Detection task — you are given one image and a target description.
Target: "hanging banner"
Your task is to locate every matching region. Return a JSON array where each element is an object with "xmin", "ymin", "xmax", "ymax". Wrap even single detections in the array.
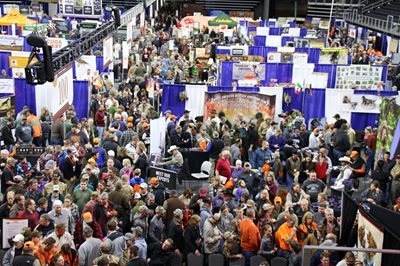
[
  {"xmin": 35, "ymin": 64, "xmax": 73, "ymax": 116},
  {"xmin": 204, "ymin": 91, "xmax": 276, "ymax": 123},
  {"xmin": 232, "ymin": 62, "xmax": 266, "ymax": 80},
  {"xmin": 74, "ymin": 55, "xmax": 96, "ymax": 80},
  {"xmin": 103, "ymin": 36, "xmax": 113, "ymax": 68},
  {"xmin": 336, "ymin": 65, "xmax": 383, "ymax": 90}
]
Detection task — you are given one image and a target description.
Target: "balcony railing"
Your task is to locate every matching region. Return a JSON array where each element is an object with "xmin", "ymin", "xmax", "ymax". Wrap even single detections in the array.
[
  {"xmin": 362, "ymin": 0, "xmax": 393, "ymax": 13},
  {"xmin": 343, "ymin": 10, "xmax": 400, "ymax": 37}
]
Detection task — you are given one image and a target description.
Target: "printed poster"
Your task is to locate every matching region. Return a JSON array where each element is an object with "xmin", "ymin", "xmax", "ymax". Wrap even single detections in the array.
[
  {"xmin": 232, "ymin": 63, "xmax": 266, "ymax": 81},
  {"xmin": 336, "ymin": 65, "xmax": 383, "ymax": 90},
  {"xmin": 319, "ymin": 48, "xmax": 348, "ymax": 65},
  {"xmin": 3, "ymin": 219, "xmax": 28, "ymax": 249},
  {"xmin": 340, "ymin": 93, "xmax": 382, "ymax": 114},
  {"xmin": 204, "ymin": 92, "xmax": 276, "ymax": 124},
  {"xmin": 83, "ymin": 0, "xmax": 93, "ymax": 15},
  {"xmin": 358, "ymin": 212, "xmax": 384, "ymax": 266},
  {"xmin": 74, "ymin": 0, "xmax": 83, "ymax": 14}
]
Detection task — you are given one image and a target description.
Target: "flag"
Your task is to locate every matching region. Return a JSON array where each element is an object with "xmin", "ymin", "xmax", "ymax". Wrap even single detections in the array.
[{"xmin": 294, "ymin": 82, "xmax": 302, "ymax": 95}]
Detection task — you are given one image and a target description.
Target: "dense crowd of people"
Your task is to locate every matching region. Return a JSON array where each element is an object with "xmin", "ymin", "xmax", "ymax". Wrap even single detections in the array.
[{"xmin": 0, "ymin": 6, "xmax": 399, "ymax": 266}]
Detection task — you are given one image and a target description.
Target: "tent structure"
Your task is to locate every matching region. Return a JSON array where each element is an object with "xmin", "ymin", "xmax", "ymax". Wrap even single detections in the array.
[
  {"xmin": 0, "ymin": 8, "xmax": 36, "ymax": 26},
  {"xmin": 208, "ymin": 13, "xmax": 237, "ymax": 27}
]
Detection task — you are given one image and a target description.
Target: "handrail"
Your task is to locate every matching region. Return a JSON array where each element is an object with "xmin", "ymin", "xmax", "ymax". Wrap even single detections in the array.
[
  {"xmin": 362, "ymin": 0, "xmax": 393, "ymax": 13},
  {"xmin": 343, "ymin": 11, "xmax": 400, "ymax": 37}
]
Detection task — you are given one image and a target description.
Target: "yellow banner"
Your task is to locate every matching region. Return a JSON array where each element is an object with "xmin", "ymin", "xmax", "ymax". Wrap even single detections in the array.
[{"xmin": 9, "ymin": 56, "xmax": 37, "ymax": 68}]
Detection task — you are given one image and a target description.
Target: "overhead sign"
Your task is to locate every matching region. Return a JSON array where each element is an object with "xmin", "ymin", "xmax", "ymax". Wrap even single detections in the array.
[{"xmin": 58, "ymin": 0, "xmax": 102, "ymax": 17}]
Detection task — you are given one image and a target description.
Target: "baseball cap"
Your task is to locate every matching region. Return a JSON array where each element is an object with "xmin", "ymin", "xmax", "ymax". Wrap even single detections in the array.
[
  {"xmin": 139, "ymin": 183, "xmax": 148, "ymax": 189},
  {"xmin": 333, "ymin": 114, "xmax": 340, "ymax": 118},
  {"xmin": 52, "ymin": 172, "xmax": 60, "ymax": 179},
  {"xmin": 149, "ymin": 177, "xmax": 159, "ymax": 185},
  {"xmin": 107, "ymin": 150, "xmax": 115, "ymax": 157},
  {"xmin": 350, "ymin": 151, "xmax": 359, "ymax": 158},
  {"xmin": 127, "ymin": 116, "xmax": 134, "ymax": 122},
  {"xmin": 274, "ymin": 196, "xmax": 282, "ymax": 203},
  {"xmin": 13, "ymin": 234, "xmax": 24, "ymax": 242},
  {"xmin": 199, "ymin": 187, "xmax": 208, "ymax": 197},
  {"xmin": 24, "ymin": 241, "xmax": 35, "ymax": 250},
  {"xmin": 155, "ymin": 206, "xmax": 166, "ymax": 214},
  {"xmin": 53, "ymin": 185, "xmax": 60, "ymax": 192},
  {"xmin": 271, "ymin": 121, "xmax": 278, "ymax": 125},
  {"xmin": 83, "ymin": 212, "xmax": 93, "ymax": 223},
  {"xmin": 134, "ymin": 192, "xmax": 141, "ymax": 199},
  {"xmin": 142, "ymin": 122, "xmax": 149, "ymax": 128},
  {"xmin": 262, "ymin": 203, "xmax": 274, "ymax": 211},
  {"xmin": 127, "ymin": 122, "xmax": 133, "ymax": 128},
  {"xmin": 93, "ymin": 138, "xmax": 100, "ymax": 144}
]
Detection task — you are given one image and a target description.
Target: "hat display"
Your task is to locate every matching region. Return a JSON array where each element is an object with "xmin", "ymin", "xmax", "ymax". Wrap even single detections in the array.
[
  {"xmin": 82, "ymin": 212, "xmax": 93, "ymax": 223},
  {"xmin": 12, "ymin": 234, "xmax": 24, "ymax": 242},
  {"xmin": 149, "ymin": 177, "xmax": 159, "ymax": 185},
  {"xmin": 199, "ymin": 187, "xmax": 208, "ymax": 197},
  {"xmin": 168, "ymin": 145, "xmax": 178, "ymax": 153},
  {"xmin": 339, "ymin": 156, "xmax": 352, "ymax": 164}
]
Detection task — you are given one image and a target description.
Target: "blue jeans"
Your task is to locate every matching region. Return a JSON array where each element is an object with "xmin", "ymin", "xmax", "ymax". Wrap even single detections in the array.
[
  {"xmin": 242, "ymin": 250, "xmax": 256, "ymax": 266},
  {"xmin": 286, "ymin": 173, "xmax": 294, "ymax": 191},
  {"xmin": 51, "ymin": 137, "xmax": 64, "ymax": 145},
  {"xmin": 96, "ymin": 126, "xmax": 105, "ymax": 144},
  {"xmin": 333, "ymin": 148, "xmax": 346, "ymax": 166}
]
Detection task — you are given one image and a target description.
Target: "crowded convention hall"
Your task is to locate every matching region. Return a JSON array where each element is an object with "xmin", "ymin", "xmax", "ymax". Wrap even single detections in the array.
[{"xmin": 0, "ymin": 0, "xmax": 400, "ymax": 265}]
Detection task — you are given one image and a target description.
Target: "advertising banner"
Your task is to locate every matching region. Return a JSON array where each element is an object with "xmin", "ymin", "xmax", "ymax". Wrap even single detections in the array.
[
  {"xmin": 358, "ymin": 211, "xmax": 384, "ymax": 265},
  {"xmin": 232, "ymin": 63, "xmax": 266, "ymax": 80},
  {"xmin": 59, "ymin": 0, "xmax": 101, "ymax": 17},
  {"xmin": 204, "ymin": 91, "xmax": 276, "ymax": 123}
]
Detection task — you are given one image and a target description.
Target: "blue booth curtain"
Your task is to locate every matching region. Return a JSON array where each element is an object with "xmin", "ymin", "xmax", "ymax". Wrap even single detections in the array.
[
  {"xmin": 254, "ymin": 36, "xmax": 266, "ymax": 47},
  {"xmin": 300, "ymin": 28, "xmax": 307, "ymax": 37},
  {"xmin": 73, "ymin": 80, "xmax": 89, "ymax": 119},
  {"xmin": 96, "ymin": 56, "xmax": 104, "ymax": 73},
  {"xmin": 303, "ymin": 88, "xmax": 325, "ymax": 126},
  {"xmin": 282, "ymin": 87, "xmax": 303, "ymax": 113},
  {"xmin": 237, "ymin": 87, "xmax": 260, "ymax": 93},
  {"xmin": 0, "ymin": 52, "xmax": 12, "ymax": 77},
  {"xmin": 269, "ymin": 28, "xmax": 281, "ymax": 35},
  {"xmin": 265, "ymin": 63, "xmax": 293, "ymax": 84},
  {"xmin": 264, "ymin": 47, "xmax": 278, "ymax": 55},
  {"xmin": 14, "ymin": 78, "xmax": 36, "ymax": 113},
  {"xmin": 248, "ymin": 46, "xmax": 265, "ymax": 57},
  {"xmin": 161, "ymin": 84, "xmax": 186, "ymax": 117},
  {"xmin": 314, "ymin": 64, "xmax": 337, "ymax": 88},
  {"xmin": 220, "ymin": 61, "xmax": 234, "ymax": 86},
  {"xmin": 23, "ymin": 38, "xmax": 34, "ymax": 52},
  {"xmin": 216, "ymin": 48, "xmax": 230, "ymax": 55},
  {"xmin": 208, "ymin": 86, "xmax": 233, "ymax": 92},
  {"xmin": 281, "ymin": 37, "xmax": 294, "ymax": 47}
]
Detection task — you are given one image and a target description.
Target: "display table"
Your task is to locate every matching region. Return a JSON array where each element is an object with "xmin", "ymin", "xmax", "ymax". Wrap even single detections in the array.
[{"xmin": 180, "ymin": 150, "xmax": 210, "ymax": 177}]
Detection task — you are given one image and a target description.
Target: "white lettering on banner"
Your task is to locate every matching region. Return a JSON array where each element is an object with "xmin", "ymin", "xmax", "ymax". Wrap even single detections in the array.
[{"xmin": 58, "ymin": 74, "xmax": 69, "ymax": 105}]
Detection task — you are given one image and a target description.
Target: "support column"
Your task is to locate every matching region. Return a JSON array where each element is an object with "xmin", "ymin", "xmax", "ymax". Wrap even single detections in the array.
[{"xmin": 263, "ymin": 0, "xmax": 270, "ymax": 20}]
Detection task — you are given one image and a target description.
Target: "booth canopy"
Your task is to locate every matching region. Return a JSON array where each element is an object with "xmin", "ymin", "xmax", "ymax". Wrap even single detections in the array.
[
  {"xmin": 208, "ymin": 13, "xmax": 237, "ymax": 27},
  {"xmin": 0, "ymin": 8, "xmax": 36, "ymax": 26}
]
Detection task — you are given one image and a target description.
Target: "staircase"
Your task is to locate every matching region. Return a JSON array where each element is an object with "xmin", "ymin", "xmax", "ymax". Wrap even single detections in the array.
[{"xmin": 307, "ymin": 0, "xmax": 365, "ymax": 19}]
